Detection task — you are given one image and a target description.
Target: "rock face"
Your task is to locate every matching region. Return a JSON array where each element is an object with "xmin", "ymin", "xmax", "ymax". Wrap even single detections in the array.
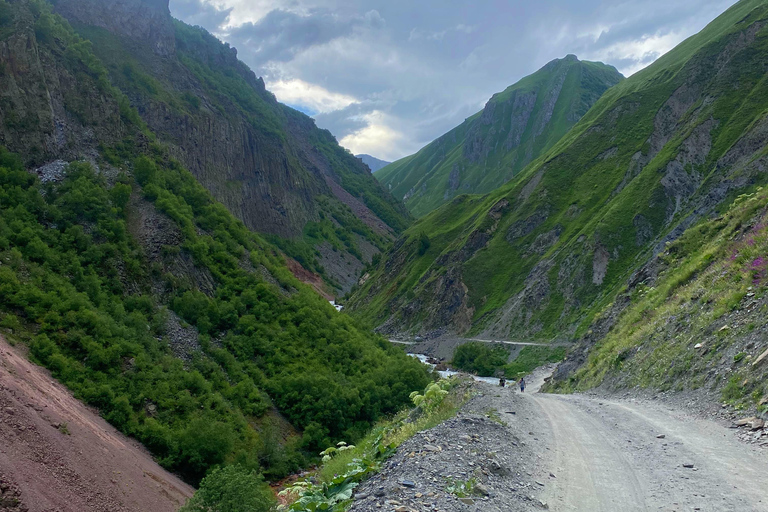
[
  {"xmin": 53, "ymin": 0, "xmax": 175, "ymax": 56},
  {"xmin": 375, "ymin": 56, "xmax": 623, "ymax": 217},
  {"xmin": 0, "ymin": 0, "xmax": 408, "ymax": 293}
]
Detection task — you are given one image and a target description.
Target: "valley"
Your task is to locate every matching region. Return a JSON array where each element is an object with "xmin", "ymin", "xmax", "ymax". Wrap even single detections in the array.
[{"xmin": 0, "ymin": 0, "xmax": 767, "ymax": 510}]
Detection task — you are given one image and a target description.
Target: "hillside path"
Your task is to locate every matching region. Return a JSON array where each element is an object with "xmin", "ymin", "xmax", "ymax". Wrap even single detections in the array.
[{"xmin": 525, "ymin": 371, "xmax": 768, "ymax": 511}]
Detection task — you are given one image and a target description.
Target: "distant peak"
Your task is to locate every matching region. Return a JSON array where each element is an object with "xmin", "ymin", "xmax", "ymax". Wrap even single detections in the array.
[{"xmin": 563, "ymin": 54, "xmax": 579, "ymax": 62}]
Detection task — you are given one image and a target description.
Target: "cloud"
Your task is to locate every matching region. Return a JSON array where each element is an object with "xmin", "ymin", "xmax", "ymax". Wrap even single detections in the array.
[
  {"xmin": 268, "ymin": 79, "xmax": 358, "ymax": 114},
  {"xmin": 169, "ymin": 0, "xmax": 232, "ymax": 29},
  {"xmin": 170, "ymin": 0, "xmax": 739, "ymax": 161},
  {"xmin": 339, "ymin": 111, "xmax": 411, "ymax": 161},
  {"xmin": 223, "ymin": 8, "xmax": 384, "ymax": 66},
  {"xmin": 586, "ymin": 29, "xmax": 686, "ymax": 76}
]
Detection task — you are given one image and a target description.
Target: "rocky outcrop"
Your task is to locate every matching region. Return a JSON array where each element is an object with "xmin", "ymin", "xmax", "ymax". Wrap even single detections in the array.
[{"xmin": 53, "ymin": 0, "xmax": 175, "ymax": 56}]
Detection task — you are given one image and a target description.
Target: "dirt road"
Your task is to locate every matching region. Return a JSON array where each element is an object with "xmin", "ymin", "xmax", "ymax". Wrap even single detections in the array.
[{"xmin": 525, "ymin": 372, "xmax": 768, "ymax": 511}]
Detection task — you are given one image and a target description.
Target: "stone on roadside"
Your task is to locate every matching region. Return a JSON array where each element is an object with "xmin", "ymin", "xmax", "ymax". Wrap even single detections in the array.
[
  {"xmin": 474, "ymin": 483, "xmax": 489, "ymax": 496},
  {"xmin": 735, "ymin": 417, "xmax": 758, "ymax": 427},
  {"xmin": 656, "ymin": 434, "xmax": 666, "ymax": 439},
  {"xmin": 752, "ymin": 347, "xmax": 768, "ymax": 367},
  {"xmin": 750, "ymin": 418, "xmax": 764, "ymax": 431}
]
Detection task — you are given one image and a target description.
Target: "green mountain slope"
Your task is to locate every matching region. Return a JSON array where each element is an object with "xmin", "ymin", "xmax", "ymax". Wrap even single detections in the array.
[
  {"xmin": 348, "ymin": 0, "xmax": 768, "ymax": 350},
  {"xmin": 5, "ymin": 0, "xmax": 410, "ymax": 295},
  {"xmin": 375, "ymin": 56, "xmax": 623, "ymax": 217},
  {"xmin": 0, "ymin": 0, "xmax": 430, "ymax": 486},
  {"xmin": 552, "ymin": 187, "xmax": 768, "ymax": 411}
]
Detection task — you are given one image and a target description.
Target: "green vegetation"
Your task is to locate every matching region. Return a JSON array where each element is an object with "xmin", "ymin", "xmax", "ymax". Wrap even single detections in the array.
[
  {"xmin": 376, "ymin": 56, "xmax": 623, "ymax": 217},
  {"xmin": 553, "ymin": 187, "xmax": 768, "ymax": 408},
  {"xmin": 58, "ymin": 6, "xmax": 409, "ymax": 291},
  {"xmin": 445, "ymin": 477, "xmax": 479, "ymax": 498},
  {"xmin": 504, "ymin": 346, "xmax": 567, "ymax": 379},
  {"xmin": 0, "ymin": 145, "xmax": 430, "ymax": 484},
  {"xmin": 279, "ymin": 378, "xmax": 468, "ymax": 512},
  {"xmin": 452, "ymin": 342, "xmax": 510, "ymax": 376},
  {"xmin": 349, "ymin": 0, "xmax": 768, "ymax": 352},
  {"xmin": 452, "ymin": 342, "xmax": 566, "ymax": 378},
  {"xmin": 180, "ymin": 465, "xmax": 274, "ymax": 512}
]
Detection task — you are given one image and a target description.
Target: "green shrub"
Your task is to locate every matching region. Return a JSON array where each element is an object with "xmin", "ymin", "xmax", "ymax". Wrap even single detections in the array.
[
  {"xmin": 180, "ymin": 465, "xmax": 274, "ymax": 512},
  {"xmin": 452, "ymin": 342, "xmax": 510, "ymax": 376}
]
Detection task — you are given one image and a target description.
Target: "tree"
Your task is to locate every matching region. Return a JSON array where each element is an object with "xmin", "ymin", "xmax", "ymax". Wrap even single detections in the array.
[{"xmin": 179, "ymin": 465, "xmax": 274, "ymax": 512}]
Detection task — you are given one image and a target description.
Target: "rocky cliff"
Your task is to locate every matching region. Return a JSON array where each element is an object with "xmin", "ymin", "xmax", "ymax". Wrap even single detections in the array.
[
  {"xmin": 0, "ymin": 0, "xmax": 409, "ymax": 294},
  {"xmin": 375, "ymin": 56, "xmax": 623, "ymax": 217}
]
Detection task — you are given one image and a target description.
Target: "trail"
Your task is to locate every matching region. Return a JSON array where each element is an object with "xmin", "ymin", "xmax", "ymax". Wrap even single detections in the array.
[{"xmin": 523, "ymin": 370, "xmax": 768, "ymax": 511}]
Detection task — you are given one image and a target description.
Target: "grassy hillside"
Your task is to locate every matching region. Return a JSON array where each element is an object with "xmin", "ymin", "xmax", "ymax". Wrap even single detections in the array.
[
  {"xmin": 375, "ymin": 56, "xmax": 623, "ymax": 217},
  {"xmin": 348, "ymin": 0, "xmax": 768, "ymax": 350},
  {"xmin": 0, "ymin": 0, "xmax": 430, "ymax": 487},
  {"xmin": 554, "ymin": 187, "xmax": 768, "ymax": 413}
]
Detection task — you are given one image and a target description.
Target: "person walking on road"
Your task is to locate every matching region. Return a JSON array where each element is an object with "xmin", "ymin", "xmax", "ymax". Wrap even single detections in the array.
[{"xmin": 519, "ymin": 377, "xmax": 526, "ymax": 393}]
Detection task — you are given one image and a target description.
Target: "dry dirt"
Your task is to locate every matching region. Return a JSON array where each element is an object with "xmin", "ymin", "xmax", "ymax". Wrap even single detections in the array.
[{"xmin": 0, "ymin": 336, "xmax": 193, "ymax": 512}]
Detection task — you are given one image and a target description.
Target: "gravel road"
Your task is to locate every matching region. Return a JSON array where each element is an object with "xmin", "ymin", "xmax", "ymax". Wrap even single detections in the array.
[
  {"xmin": 524, "ymin": 369, "xmax": 768, "ymax": 511},
  {"xmin": 350, "ymin": 367, "xmax": 768, "ymax": 511}
]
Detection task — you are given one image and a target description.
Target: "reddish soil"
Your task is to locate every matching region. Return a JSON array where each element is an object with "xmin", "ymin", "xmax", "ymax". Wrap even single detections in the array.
[
  {"xmin": 0, "ymin": 337, "xmax": 193, "ymax": 512},
  {"xmin": 283, "ymin": 257, "xmax": 334, "ymax": 300}
]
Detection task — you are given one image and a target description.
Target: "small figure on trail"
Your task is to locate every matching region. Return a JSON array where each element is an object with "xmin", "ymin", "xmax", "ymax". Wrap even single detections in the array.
[
  {"xmin": 499, "ymin": 376, "xmax": 506, "ymax": 387},
  {"xmin": 519, "ymin": 377, "xmax": 526, "ymax": 393}
]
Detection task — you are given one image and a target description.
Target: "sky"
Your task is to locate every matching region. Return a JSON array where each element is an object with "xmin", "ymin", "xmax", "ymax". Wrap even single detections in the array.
[{"xmin": 169, "ymin": 0, "xmax": 737, "ymax": 162}]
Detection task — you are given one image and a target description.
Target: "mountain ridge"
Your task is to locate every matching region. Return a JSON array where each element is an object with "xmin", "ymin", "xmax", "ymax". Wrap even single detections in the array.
[
  {"xmin": 7, "ymin": 0, "xmax": 411, "ymax": 295},
  {"xmin": 356, "ymin": 154, "xmax": 391, "ymax": 172},
  {"xmin": 0, "ymin": 0, "xmax": 431, "ymax": 495},
  {"xmin": 375, "ymin": 55, "xmax": 624, "ymax": 217}
]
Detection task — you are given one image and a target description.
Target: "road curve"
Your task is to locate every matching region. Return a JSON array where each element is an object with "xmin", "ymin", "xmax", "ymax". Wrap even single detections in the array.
[{"xmin": 525, "ymin": 387, "xmax": 768, "ymax": 511}]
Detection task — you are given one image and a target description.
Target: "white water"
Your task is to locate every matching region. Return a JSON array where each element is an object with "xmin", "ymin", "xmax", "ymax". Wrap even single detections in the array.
[{"xmin": 408, "ymin": 353, "xmax": 502, "ymax": 385}]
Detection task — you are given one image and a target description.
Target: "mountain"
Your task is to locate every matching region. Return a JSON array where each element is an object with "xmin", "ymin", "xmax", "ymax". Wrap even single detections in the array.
[
  {"xmin": 0, "ymin": 0, "xmax": 431, "ymax": 491},
  {"xmin": 356, "ymin": 154, "xmax": 391, "ymax": 172},
  {"xmin": 348, "ymin": 0, "xmax": 768, "ymax": 388},
  {"xmin": 5, "ymin": 0, "xmax": 410, "ymax": 296},
  {"xmin": 375, "ymin": 56, "xmax": 624, "ymax": 217}
]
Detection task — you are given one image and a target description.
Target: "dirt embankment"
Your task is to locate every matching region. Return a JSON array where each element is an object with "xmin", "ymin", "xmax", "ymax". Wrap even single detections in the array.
[{"xmin": 0, "ymin": 337, "xmax": 193, "ymax": 512}]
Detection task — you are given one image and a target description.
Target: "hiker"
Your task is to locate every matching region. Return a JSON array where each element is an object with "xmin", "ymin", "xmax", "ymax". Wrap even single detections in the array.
[
  {"xmin": 519, "ymin": 377, "xmax": 526, "ymax": 393},
  {"xmin": 499, "ymin": 376, "xmax": 506, "ymax": 387}
]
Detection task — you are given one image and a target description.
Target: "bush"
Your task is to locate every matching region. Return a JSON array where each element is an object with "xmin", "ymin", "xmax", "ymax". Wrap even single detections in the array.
[
  {"xmin": 179, "ymin": 465, "xmax": 274, "ymax": 512},
  {"xmin": 451, "ymin": 342, "xmax": 510, "ymax": 376}
]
